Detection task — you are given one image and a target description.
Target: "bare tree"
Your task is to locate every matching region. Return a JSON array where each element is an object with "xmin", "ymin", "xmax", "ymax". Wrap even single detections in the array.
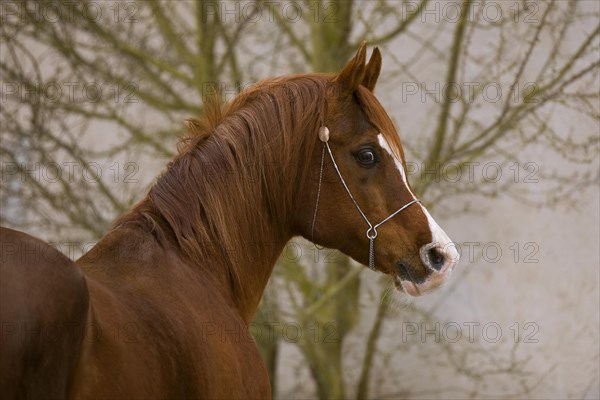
[{"xmin": 1, "ymin": 1, "xmax": 598, "ymax": 399}]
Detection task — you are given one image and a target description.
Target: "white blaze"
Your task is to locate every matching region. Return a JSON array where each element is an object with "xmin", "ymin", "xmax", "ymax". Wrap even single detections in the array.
[
  {"xmin": 418, "ymin": 205, "xmax": 460, "ymax": 265},
  {"xmin": 377, "ymin": 134, "xmax": 460, "ymax": 267},
  {"xmin": 377, "ymin": 134, "xmax": 411, "ymax": 191}
]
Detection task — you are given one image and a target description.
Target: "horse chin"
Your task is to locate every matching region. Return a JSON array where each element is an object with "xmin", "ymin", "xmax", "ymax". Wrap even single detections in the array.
[
  {"xmin": 394, "ymin": 277, "xmax": 422, "ymax": 296},
  {"xmin": 393, "ymin": 270, "xmax": 452, "ymax": 297}
]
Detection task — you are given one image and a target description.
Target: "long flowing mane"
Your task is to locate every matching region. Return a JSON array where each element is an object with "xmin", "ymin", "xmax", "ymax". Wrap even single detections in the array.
[
  {"xmin": 116, "ymin": 75, "xmax": 329, "ymax": 290},
  {"xmin": 114, "ymin": 74, "xmax": 404, "ymax": 297}
]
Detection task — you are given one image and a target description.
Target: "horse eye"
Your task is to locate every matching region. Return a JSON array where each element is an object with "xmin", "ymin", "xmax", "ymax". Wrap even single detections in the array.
[{"xmin": 355, "ymin": 148, "xmax": 378, "ymax": 167}]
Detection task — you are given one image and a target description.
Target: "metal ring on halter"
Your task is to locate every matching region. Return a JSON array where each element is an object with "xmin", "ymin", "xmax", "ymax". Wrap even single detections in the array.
[{"xmin": 366, "ymin": 227, "xmax": 378, "ymax": 240}]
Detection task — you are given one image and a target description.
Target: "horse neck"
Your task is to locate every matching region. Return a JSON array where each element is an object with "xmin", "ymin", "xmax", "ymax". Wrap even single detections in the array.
[
  {"xmin": 144, "ymin": 135, "xmax": 300, "ymax": 324},
  {"xmin": 102, "ymin": 78, "xmax": 326, "ymax": 323}
]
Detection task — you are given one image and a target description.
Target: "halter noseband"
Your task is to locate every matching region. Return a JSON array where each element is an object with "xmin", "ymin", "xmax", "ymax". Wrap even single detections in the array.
[{"xmin": 311, "ymin": 127, "xmax": 419, "ymax": 271}]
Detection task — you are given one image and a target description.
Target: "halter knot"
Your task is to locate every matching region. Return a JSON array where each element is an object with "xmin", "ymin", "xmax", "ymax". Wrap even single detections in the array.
[{"xmin": 366, "ymin": 227, "xmax": 378, "ymax": 240}]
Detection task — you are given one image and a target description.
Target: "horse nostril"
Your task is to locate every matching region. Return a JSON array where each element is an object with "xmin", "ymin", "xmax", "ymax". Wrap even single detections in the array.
[{"xmin": 427, "ymin": 247, "xmax": 445, "ymax": 271}]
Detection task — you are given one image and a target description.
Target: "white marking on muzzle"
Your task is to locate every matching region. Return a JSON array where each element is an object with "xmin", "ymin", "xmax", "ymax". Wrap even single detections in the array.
[
  {"xmin": 377, "ymin": 134, "xmax": 460, "ymax": 273},
  {"xmin": 419, "ymin": 206, "xmax": 460, "ymax": 269}
]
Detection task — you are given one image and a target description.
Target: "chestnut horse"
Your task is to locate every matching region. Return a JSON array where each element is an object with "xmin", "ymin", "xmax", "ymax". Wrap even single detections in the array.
[{"xmin": 0, "ymin": 43, "xmax": 459, "ymax": 398}]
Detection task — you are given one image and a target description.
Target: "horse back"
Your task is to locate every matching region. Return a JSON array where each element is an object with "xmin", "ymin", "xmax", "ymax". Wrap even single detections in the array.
[{"xmin": 0, "ymin": 227, "xmax": 89, "ymax": 399}]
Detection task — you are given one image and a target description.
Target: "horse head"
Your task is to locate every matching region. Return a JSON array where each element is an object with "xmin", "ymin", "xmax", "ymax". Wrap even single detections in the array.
[{"xmin": 295, "ymin": 43, "xmax": 460, "ymax": 296}]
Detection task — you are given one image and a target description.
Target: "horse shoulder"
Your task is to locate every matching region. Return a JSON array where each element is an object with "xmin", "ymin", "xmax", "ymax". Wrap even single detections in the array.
[
  {"xmin": 69, "ymin": 230, "xmax": 270, "ymax": 398},
  {"xmin": 0, "ymin": 227, "xmax": 89, "ymax": 399},
  {"xmin": 186, "ymin": 287, "xmax": 272, "ymax": 399}
]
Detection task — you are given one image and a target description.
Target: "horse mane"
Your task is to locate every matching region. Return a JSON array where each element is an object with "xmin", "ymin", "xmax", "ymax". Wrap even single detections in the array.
[
  {"xmin": 115, "ymin": 75, "xmax": 329, "ymax": 292},
  {"xmin": 114, "ymin": 74, "xmax": 405, "ymax": 298}
]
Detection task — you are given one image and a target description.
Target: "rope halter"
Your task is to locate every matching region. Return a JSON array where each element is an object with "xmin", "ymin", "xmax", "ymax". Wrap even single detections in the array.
[{"xmin": 311, "ymin": 127, "xmax": 419, "ymax": 271}]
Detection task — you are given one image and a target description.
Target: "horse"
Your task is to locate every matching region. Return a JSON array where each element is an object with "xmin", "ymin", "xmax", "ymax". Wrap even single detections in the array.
[{"xmin": 0, "ymin": 43, "xmax": 459, "ymax": 399}]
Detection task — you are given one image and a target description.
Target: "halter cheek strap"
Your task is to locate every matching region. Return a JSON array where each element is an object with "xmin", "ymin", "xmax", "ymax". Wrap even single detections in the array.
[{"xmin": 311, "ymin": 127, "xmax": 419, "ymax": 271}]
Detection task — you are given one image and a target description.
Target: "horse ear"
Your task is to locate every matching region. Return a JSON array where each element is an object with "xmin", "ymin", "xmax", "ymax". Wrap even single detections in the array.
[
  {"xmin": 362, "ymin": 47, "xmax": 382, "ymax": 92},
  {"xmin": 334, "ymin": 41, "xmax": 368, "ymax": 94}
]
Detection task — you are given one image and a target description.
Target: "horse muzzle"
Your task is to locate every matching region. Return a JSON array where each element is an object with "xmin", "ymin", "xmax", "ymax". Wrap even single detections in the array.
[{"xmin": 395, "ymin": 241, "xmax": 460, "ymax": 296}]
